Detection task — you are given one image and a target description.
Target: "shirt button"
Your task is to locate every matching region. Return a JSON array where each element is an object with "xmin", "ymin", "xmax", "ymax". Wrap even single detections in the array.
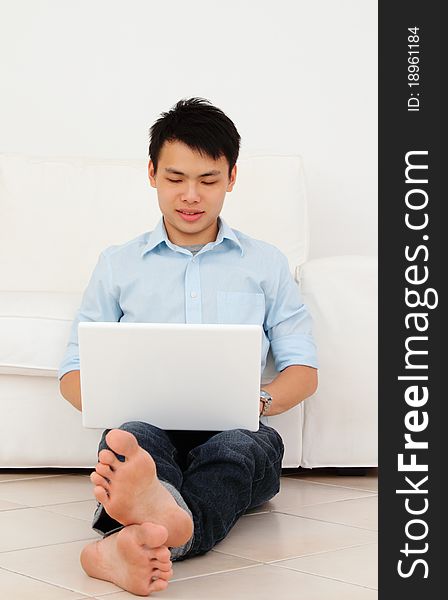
[{"xmin": 190, "ymin": 291, "xmax": 198, "ymax": 299}]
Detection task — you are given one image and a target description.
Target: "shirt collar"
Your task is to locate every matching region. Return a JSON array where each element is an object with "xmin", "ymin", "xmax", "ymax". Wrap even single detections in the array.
[{"xmin": 141, "ymin": 216, "xmax": 244, "ymax": 257}]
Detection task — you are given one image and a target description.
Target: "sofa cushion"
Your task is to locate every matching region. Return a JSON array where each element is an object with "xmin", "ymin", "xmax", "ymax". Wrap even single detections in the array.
[{"xmin": 0, "ymin": 291, "xmax": 81, "ymax": 376}]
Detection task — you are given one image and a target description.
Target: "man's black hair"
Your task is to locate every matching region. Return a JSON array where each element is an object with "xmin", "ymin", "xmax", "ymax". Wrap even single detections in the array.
[{"xmin": 149, "ymin": 98, "xmax": 241, "ymax": 177}]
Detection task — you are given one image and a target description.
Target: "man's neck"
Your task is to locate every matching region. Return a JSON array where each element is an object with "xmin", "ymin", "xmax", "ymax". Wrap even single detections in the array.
[{"xmin": 163, "ymin": 217, "xmax": 219, "ymax": 246}]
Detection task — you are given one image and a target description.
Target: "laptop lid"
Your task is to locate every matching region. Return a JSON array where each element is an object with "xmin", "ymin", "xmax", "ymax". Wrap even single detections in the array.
[{"xmin": 78, "ymin": 322, "xmax": 262, "ymax": 431}]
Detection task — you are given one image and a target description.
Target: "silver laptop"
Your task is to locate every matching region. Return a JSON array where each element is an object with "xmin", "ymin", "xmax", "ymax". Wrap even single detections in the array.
[{"xmin": 78, "ymin": 322, "xmax": 262, "ymax": 431}]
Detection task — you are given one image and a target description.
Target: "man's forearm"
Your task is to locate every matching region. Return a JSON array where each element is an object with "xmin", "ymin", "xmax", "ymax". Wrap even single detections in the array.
[
  {"xmin": 59, "ymin": 370, "xmax": 82, "ymax": 412},
  {"xmin": 261, "ymin": 364, "xmax": 318, "ymax": 416},
  {"xmin": 59, "ymin": 365, "xmax": 317, "ymax": 417}
]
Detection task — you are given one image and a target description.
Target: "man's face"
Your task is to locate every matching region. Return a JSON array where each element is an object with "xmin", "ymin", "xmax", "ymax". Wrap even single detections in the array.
[{"xmin": 148, "ymin": 140, "xmax": 236, "ymax": 246}]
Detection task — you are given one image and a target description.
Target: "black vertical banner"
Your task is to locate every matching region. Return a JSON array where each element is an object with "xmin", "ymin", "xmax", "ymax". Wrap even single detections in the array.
[{"xmin": 379, "ymin": 1, "xmax": 444, "ymax": 597}]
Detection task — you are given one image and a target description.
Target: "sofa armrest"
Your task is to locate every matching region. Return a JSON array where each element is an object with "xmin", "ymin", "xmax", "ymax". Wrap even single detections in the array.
[{"xmin": 0, "ymin": 291, "xmax": 81, "ymax": 377}]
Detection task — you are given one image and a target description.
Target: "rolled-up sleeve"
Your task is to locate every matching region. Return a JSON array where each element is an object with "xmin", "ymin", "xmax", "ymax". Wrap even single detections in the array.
[
  {"xmin": 58, "ymin": 250, "xmax": 123, "ymax": 380},
  {"xmin": 265, "ymin": 252, "xmax": 318, "ymax": 372}
]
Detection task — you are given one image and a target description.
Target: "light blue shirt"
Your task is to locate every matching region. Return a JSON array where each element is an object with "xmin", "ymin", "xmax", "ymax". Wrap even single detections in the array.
[{"xmin": 58, "ymin": 217, "xmax": 318, "ymax": 380}]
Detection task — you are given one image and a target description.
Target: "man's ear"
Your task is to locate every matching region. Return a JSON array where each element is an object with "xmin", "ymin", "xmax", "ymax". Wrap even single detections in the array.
[
  {"xmin": 148, "ymin": 160, "xmax": 157, "ymax": 188},
  {"xmin": 227, "ymin": 164, "xmax": 237, "ymax": 192}
]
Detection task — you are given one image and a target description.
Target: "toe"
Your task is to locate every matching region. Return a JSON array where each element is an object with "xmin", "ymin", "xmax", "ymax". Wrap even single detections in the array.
[
  {"xmin": 98, "ymin": 449, "xmax": 119, "ymax": 470},
  {"xmin": 149, "ymin": 577, "xmax": 169, "ymax": 593},
  {"xmin": 153, "ymin": 545, "xmax": 172, "ymax": 563},
  {"xmin": 93, "ymin": 485, "xmax": 109, "ymax": 505},
  {"xmin": 95, "ymin": 462, "xmax": 112, "ymax": 481},
  {"xmin": 149, "ymin": 559, "xmax": 172, "ymax": 572},
  {"xmin": 158, "ymin": 567, "xmax": 173, "ymax": 581},
  {"xmin": 105, "ymin": 429, "xmax": 139, "ymax": 460},
  {"xmin": 138, "ymin": 522, "xmax": 169, "ymax": 548},
  {"xmin": 151, "ymin": 568, "xmax": 172, "ymax": 582},
  {"xmin": 90, "ymin": 471, "xmax": 110, "ymax": 489}
]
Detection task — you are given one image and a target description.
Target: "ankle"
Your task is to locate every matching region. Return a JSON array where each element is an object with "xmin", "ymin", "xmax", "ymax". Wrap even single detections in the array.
[{"xmin": 166, "ymin": 509, "xmax": 194, "ymax": 548}]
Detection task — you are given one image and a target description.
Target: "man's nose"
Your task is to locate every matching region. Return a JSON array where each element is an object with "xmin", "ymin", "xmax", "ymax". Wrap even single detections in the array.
[{"xmin": 181, "ymin": 182, "xmax": 201, "ymax": 203}]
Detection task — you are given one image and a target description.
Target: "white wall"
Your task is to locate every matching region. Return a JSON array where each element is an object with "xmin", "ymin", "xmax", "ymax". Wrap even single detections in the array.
[{"xmin": 0, "ymin": 0, "xmax": 377, "ymax": 260}]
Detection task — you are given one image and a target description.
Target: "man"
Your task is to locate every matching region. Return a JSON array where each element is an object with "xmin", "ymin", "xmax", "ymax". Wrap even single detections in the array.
[{"xmin": 59, "ymin": 98, "xmax": 318, "ymax": 596}]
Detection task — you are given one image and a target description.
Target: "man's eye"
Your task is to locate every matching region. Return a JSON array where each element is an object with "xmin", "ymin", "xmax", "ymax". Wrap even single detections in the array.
[
  {"xmin": 202, "ymin": 181, "xmax": 217, "ymax": 185},
  {"xmin": 168, "ymin": 179, "xmax": 182, "ymax": 183}
]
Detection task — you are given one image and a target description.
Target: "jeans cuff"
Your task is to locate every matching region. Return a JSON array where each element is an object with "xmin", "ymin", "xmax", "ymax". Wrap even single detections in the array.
[
  {"xmin": 160, "ymin": 480, "xmax": 195, "ymax": 561},
  {"xmin": 92, "ymin": 502, "xmax": 124, "ymax": 538}
]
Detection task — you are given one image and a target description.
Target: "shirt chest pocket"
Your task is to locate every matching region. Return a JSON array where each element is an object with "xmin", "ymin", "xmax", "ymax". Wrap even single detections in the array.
[{"xmin": 217, "ymin": 291, "xmax": 265, "ymax": 325}]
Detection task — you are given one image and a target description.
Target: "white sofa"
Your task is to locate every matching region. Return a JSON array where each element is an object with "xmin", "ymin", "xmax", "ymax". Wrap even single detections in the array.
[{"xmin": 0, "ymin": 153, "xmax": 377, "ymax": 468}]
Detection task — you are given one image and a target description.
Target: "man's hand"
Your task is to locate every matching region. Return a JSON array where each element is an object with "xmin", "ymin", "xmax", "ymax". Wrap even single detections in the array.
[{"xmin": 59, "ymin": 370, "xmax": 82, "ymax": 411}]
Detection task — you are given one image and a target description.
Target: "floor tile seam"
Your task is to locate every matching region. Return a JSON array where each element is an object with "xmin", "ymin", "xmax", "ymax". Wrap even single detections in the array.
[
  {"xmin": 239, "ymin": 494, "xmax": 377, "ymax": 517},
  {"xmin": 212, "ymin": 548, "xmax": 274, "ymax": 563},
  {"xmin": 0, "ymin": 498, "xmax": 96, "ymax": 510},
  {"xmin": 264, "ymin": 540, "xmax": 378, "ymax": 563},
  {"xmin": 270, "ymin": 509, "xmax": 378, "ymax": 531},
  {"xmin": 270, "ymin": 562, "xmax": 378, "ymax": 591},
  {"xmin": 210, "ymin": 546, "xmax": 376, "ymax": 565},
  {"xmin": 198, "ymin": 549, "xmax": 378, "ymax": 589},
  {"xmin": 0, "ymin": 477, "xmax": 68, "ymax": 487},
  {"xmin": 0, "ymin": 504, "xmax": 32, "ymax": 512},
  {"xmin": 284, "ymin": 478, "xmax": 378, "ymax": 494},
  {"xmin": 271, "ymin": 492, "xmax": 378, "ymax": 511},
  {"xmin": 34, "ymin": 498, "xmax": 96, "ymax": 508},
  {"xmin": 35, "ymin": 506, "xmax": 92, "ymax": 522},
  {"xmin": 232, "ymin": 544, "xmax": 377, "ymax": 569},
  {"xmin": 0, "ymin": 475, "xmax": 65, "ymax": 483},
  {"xmin": 87, "ymin": 593, "xmax": 129, "ymax": 599},
  {"xmin": 0, "ymin": 562, "xmax": 92, "ymax": 595},
  {"xmin": 276, "ymin": 493, "xmax": 378, "ymax": 509},
  {"xmin": 0, "ymin": 536, "xmax": 99, "ymax": 555},
  {"xmin": 169, "ymin": 562, "xmax": 264, "ymax": 583}
]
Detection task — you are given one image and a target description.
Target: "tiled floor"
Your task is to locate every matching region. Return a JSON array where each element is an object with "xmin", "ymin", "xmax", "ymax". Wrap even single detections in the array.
[{"xmin": 0, "ymin": 468, "xmax": 377, "ymax": 599}]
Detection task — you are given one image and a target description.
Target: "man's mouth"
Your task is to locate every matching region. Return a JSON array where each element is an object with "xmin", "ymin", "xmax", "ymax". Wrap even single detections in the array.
[{"xmin": 176, "ymin": 210, "xmax": 205, "ymax": 222}]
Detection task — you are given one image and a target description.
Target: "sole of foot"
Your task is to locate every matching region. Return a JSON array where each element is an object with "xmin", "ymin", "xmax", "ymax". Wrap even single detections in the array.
[{"xmin": 81, "ymin": 522, "xmax": 173, "ymax": 596}]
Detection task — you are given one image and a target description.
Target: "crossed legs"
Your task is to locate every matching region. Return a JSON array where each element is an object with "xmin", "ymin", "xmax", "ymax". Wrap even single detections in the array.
[
  {"xmin": 80, "ymin": 422, "xmax": 284, "ymax": 595},
  {"xmin": 80, "ymin": 429, "xmax": 193, "ymax": 595}
]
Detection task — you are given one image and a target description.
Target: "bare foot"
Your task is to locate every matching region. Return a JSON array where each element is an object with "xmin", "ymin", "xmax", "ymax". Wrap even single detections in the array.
[
  {"xmin": 90, "ymin": 429, "xmax": 193, "ymax": 548},
  {"xmin": 81, "ymin": 522, "xmax": 173, "ymax": 596}
]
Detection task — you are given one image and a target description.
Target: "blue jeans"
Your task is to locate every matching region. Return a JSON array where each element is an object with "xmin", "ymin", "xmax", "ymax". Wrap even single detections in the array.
[{"xmin": 92, "ymin": 421, "xmax": 284, "ymax": 561}]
